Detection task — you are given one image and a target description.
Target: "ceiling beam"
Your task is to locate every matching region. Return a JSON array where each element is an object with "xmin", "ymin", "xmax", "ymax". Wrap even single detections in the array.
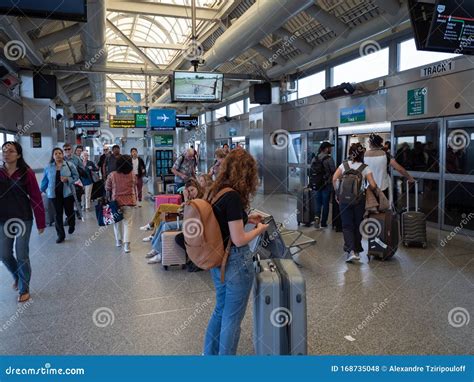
[
  {"xmin": 273, "ymin": 27, "xmax": 313, "ymax": 55},
  {"xmin": 32, "ymin": 23, "xmax": 83, "ymax": 50},
  {"xmin": 106, "ymin": 39, "xmax": 183, "ymax": 50},
  {"xmin": 106, "ymin": 0, "xmax": 218, "ymax": 20},
  {"xmin": 305, "ymin": 4, "xmax": 348, "ymax": 37},
  {"xmin": 372, "ymin": 0, "xmax": 400, "ymax": 15},
  {"xmin": 106, "ymin": 75, "xmax": 140, "ymax": 104},
  {"xmin": 252, "ymin": 44, "xmax": 287, "ymax": 66},
  {"xmin": 106, "ymin": 18, "xmax": 161, "ymax": 69}
]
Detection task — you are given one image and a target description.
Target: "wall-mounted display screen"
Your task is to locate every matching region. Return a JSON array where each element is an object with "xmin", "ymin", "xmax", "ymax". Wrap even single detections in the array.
[
  {"xmin": 176, "ymin": 114, "xmax": 199, "ymax": 129},
  {"xmin": 0, "ymin": 0, "xmax": 87, "ymax": 22},
  {"xmin": 73, "ymin": 113, "xmax": 100, "ymax": 128},
  {"xmin": 172, "ymin": 71, "xmax": 223, "ymax": 102}
]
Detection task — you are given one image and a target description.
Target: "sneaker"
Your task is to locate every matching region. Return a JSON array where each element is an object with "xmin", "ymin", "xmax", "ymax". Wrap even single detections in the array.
[
  {"xmin": 147, "ymin": 254, "xmax": 162, "ymax": 264},
  {"xmin": 345, "ymin": 251, "xmax": 357, "ymax": 263},
  {"xmin": 314, "ymin": 217, "xmax": 320, "ymax": 229},
  {"xmin": 140, "ymin": 224, "xmax": 152, "ymax": 231},
  {"xmin": 124, "ymin": 242, "xmax": 131, "ymax": 253},
  {"xmin": 115, "ymin": 239, "xmax": 122, "ymax": 247},
  {"xmin": 145, "ymin": 250, "xmax": 158, "ymax": 259},
  {"xmin": 354, "ymin": 252, "xmax": 361, "ymax": 261},
  {"xmin": 142, "ymin": 235, "xmax": 153, "ymax": 242}
]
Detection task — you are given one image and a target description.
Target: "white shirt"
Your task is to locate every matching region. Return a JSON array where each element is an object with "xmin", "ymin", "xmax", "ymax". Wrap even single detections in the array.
[
  {"xmin": 363, "ymin": 151, "xmax": 389, "ymax": 190},
  {"xmin": 132, "ymin": 157, "xmax": 139, "ymax": 175},
  {"xmin": 337, "ymin": 160, "xmax": 373, "ymax": 191}
]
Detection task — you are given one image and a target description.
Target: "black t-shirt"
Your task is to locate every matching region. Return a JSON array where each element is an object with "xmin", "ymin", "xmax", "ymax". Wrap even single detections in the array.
[
  {"xmin": 55, "ymin": 170, "xmax": 63, "ymax": 199},
  {"xmin": 212, "ymin": 190, "xmax": 248, "ymax": 248}
]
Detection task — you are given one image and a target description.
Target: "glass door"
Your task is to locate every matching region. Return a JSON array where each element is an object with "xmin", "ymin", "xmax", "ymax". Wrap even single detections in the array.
[
  {"xmin": 392, "ymin": 119, "xmax": 441, "ymax": 223},
  {"xmin": 441, "ymin": 116, "xmax": 474, "ymax": 232}
]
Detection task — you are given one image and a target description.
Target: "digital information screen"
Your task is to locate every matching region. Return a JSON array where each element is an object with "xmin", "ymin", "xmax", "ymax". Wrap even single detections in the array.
[
  {"xmin": 176, "ymin": 115, "xmax": 199, "ymax": 129},
  {"xmin": 0, "ymin": 0, "xmax": 87, "ymax": 22},
  {"xmin": 427, "ymin": 0, "xmax": 474, "ymax": 54},
  {"xmin": 173, "ymin": 71, "xmax": 223, "ymax": 102}
]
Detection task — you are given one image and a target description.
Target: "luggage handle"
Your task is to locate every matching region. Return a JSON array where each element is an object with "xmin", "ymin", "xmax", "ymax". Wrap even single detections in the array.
[{"xmin": 406, "ymin": 180, "xmax": 419, "ymax": 212}]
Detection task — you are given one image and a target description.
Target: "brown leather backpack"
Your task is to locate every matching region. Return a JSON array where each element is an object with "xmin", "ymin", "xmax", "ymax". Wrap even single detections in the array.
[{"xmin": 182, "ymin": 187, "xmax": 233, "ymax": 282}]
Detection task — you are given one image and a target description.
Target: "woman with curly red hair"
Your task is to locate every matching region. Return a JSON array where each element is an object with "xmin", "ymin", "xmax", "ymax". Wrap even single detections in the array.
[{"xmin": 203, "ymin": 148, "xmax": 268, "ymax": 355}]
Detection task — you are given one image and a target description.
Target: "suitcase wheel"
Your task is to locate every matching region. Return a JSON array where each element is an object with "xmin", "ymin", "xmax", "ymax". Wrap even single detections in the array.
[
  {"xmin": 163, "ymin": 266, "xmax": 169, "ymax": 271},
  {"xmin": 422, "ymin": 243, "xmax": 427, "ymax": 249}
]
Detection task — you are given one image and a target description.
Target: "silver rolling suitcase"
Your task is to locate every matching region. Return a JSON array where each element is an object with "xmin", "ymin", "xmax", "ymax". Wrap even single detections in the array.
[
  {"xmin": 253, "ymin": 258, "xmax": 307, "ymax": 355},
  {"xmin": 401, "ymin": 181, "xmax": 427, "ymax": 248},
  {"xmin": 161, "ymin": 231, "xmax": 187, "ymax": 270}
]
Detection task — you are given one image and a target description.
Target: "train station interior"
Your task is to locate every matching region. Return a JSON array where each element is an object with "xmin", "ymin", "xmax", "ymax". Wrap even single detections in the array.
[{"xmin": 0, "ymin": 0, "xmax": 472, "ymax": 356}]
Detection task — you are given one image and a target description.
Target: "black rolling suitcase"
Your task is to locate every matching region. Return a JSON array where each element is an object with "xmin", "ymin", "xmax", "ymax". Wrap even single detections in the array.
[
  {"xmin": 253, "ymin": 257, "xmax": 307, "ymax": 355},
  {"xmin": 297, "ymin": 187, "xmax": 313, "ymax": 227},
  {"xmin": 367, "ymin": 209, "xmax": 399, "ymax": 261},
  {"xmin": 401, "ymin": 181, "xmax": 427, "ymax": 248}
]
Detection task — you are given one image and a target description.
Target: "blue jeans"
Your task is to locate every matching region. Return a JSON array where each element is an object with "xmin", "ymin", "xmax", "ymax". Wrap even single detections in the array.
[
  {"xmin": 340, "ymin": 198, "xmax": 365, "ymax": 253},
  {"xmin": 204, "ymin": 245, "xmax": 255, "ymax": 355},
  {"xmin": 313, "ymin": 186, "xmax": 332, "ymax": 226},
  {"xmin": 151, "ymin": 221, "xmax": 182, "ymax": 253},
  {"xmin": 0, "ymin": 220, "xmax": 33, "ymax": 294}
]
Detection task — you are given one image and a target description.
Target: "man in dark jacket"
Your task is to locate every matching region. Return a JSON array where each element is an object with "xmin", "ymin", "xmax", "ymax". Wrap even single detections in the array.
[
  {"xmin": 104, "ymin": 145, "xmax": 121, "ymax": 178},
  {"xmin": 310, "ymin": 141, "xmax": 336, "ymax": 229}
]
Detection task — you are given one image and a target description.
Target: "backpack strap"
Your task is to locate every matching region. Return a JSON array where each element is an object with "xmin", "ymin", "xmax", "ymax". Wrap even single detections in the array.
[
  {"xmin": 210, "ymin": 187, "xmax": 234, "ymax": 205},
  {"xmin": 357, "ymin": 163, "xmax": 367, "ymax": 173},
  {"xmin": 176, "ymin": 155, "xmax": 185, "ymax": 172},
  {"xmin": 342, "ymin": 160, "xmax": 350, "ymax": 172}
]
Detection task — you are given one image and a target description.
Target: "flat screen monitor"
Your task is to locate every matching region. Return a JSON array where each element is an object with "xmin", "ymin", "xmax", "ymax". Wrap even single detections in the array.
[
  {"xmin": 426, "ymin": 0, "xmax": 474, "ymax": 54},
  {"xmin": 176, "ymin": 114, "xmax": 199, "ymax": 130},
  {"xmin": 0, "ymin": 0, "xmax": 87, "ymax": 22},
  {"xmin": 172, "ymin": 71, "xmax": 224, "ymax": 103},
  {"xmin": 408, "ymin": 0, "xmax": 437, "ymax": 51},
  {"xmin": 33, "ymin": 74, "xmax": 57, "ymax": 99}
]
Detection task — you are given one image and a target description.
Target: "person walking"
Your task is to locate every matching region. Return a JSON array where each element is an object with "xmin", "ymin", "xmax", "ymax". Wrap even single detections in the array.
[
  {"xmin": 171, "ymin": 148, "xmax": 196, "ymax": 190},
  {"xmin": 130, "ymin": 148, "xmax": 146, "ymax": 207},
  {"xmin": 203, "ymin": 148, "xmax": 268, "ymax": 355},
  {"xmin": 105, "ymin": 155, "xmax": 136, "ymax": 253},
  {"xmin": 80, "ymin": 151, "xmax": 99, "ymax": 211},
  {"xmin": 41, "ymin": 148, "xmax": 79, "ymax": 243},
  {"xmin": 309, "ymin": 142, "xmax": 336, "ymax": 229},
  {"xmin": 364, "ymin": 134, "xmax": 414, "ymax": 200},
  {"xmin": 333, "ymin": 143, "xmax": 378, "ymax": 263},
  {"xmin": 105, "ymin": 145, "xmax": 121, "ymax": 178},
  {"xmin": 0, "ymin": 141, "xmax": 45, "ymax": 303},
  {"xmin": 97, "ymin": 146, "xmax": 110, "ymax": 179}
]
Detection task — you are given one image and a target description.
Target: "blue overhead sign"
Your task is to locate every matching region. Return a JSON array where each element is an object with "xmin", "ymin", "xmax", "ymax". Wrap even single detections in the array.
[
  {"xmin": 115, "ymin": 93, "xmax": 142, "ymax": 116},
  {"xmin": 340, "ymin": 105, "xmax": 366, "ymax": 124},
  {"xmin": 149, "ymin": 109, "xmax": 176, "ymax": 129}
]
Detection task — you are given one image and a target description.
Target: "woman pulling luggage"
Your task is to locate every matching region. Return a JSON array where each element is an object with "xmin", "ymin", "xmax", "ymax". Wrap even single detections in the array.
[
  {"xmin": 333, "ymin": 143, "xmax": 378, "ymax": 263},
  {"xmin": 41, "ymin": 147, "xmax": 79, "ymax": 243},
  {"xmin": 0, "ymin": 141, "xmax": 45, "ymax": 303}
]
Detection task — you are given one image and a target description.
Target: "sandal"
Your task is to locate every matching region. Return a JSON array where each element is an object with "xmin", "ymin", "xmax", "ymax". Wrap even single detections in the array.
[{"xmin": 18, "ymin": 292, "xmax": 30, "ymax": 303}]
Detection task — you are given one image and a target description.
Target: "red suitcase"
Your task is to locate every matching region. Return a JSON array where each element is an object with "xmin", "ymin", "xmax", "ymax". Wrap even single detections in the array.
[{"xmin": 154, "ymin": 194, "xmax": 182, "ymax": 209}]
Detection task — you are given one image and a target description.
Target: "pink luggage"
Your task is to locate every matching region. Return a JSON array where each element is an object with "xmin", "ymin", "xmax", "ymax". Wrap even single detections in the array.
[{"xmin": 155, "ymin": 194, "xmax": 182, "ymax": 209}]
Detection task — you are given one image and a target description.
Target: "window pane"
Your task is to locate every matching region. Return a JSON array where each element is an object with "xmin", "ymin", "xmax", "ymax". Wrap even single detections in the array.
[
  {"xmin": 298, "ymin": 71, "xmax": 325, "ymax": 99},
  {"xmin": 199, "ymin": 114, "xmax": 205, "ymax": 125},
  {"xmin": 393, "ymin": 121, "xmax": 439, "ymax": 172},
  {"xmin": 215, "ymin": 106, "xmax": 226, "ymax": 119},
  {"xmin": 398, "ymin": 38, "xmax": 460, "ymax": 72},
  {"xmin": 0, "ymin": 133, "xmax": 4, "ymax": 147},
  {"xmin": 288, "ymin": 133, "xmax": 303, "ymax": 164},
  {"xmin": 444, "ymin": 181, "xmax": 474, "ymax": 230},
  {"xmin": 229, "ymin": 101, "xmax": 244, "ymax": 117},
  {"xmin": 446, "ymin": 120, "xmax": 474, "ymax": 175},
  {"xmin": 6, "ymin": 134, "xmax": 15, "ymax": 141},
  {"xmin": 333, "ymin": 48, "xmax": 389, "ymax": 85}
]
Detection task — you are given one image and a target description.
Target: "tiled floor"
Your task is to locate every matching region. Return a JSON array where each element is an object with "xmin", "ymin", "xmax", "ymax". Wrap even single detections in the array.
[{"xmin": 0, "ymin": 194, "xmax": 472, "ymax": 355}]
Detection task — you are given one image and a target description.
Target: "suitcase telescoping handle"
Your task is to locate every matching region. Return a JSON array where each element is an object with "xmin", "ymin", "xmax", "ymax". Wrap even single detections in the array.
[{"xmin": 406, "ymin": 180, "xmax": 418, "ymax": 212}]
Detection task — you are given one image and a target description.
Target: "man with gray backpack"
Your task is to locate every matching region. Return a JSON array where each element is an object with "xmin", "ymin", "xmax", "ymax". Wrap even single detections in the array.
[{"xmin": 333, "ymin": 143, "xmax": 378, "ymax": 263}]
